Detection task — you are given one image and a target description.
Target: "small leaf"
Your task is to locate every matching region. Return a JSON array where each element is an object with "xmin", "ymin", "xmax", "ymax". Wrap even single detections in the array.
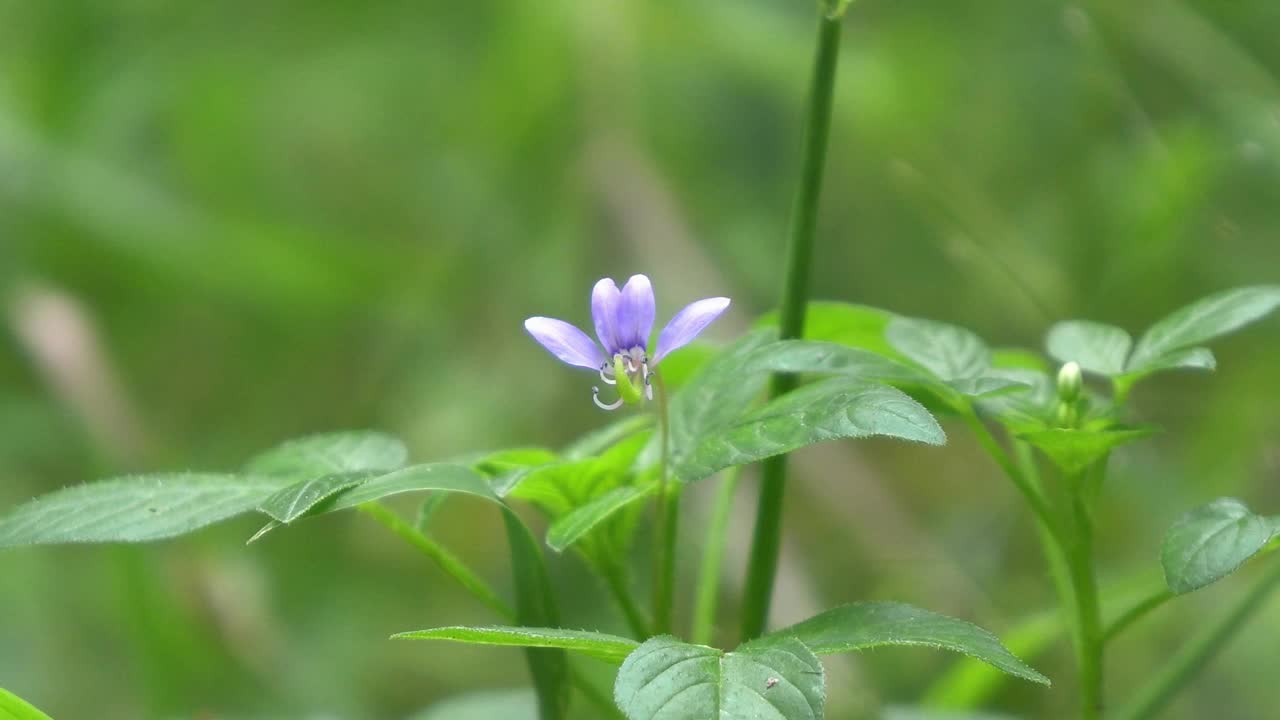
[
  {"xmin": 613, "ymin": 636, "xmax": 824, "ymax": 720},
  {"xmin": 394, "ymin": 626, "xmax": 640, "ymax": 663},
  {"xmin": 1128, "ymin": 285, "xmax": 1280, "ymax": 371},
  {"xmin": 1161, "ymin": 498, "xmax": 1278, "ymax": 594},
  {"xmin": 887, "ymin": 317, "xmax": 990, "ymax": 381},
  {"xmin": 257, "ymin": 471, "xmax": 374, "ymax": 523},
  {"xmin": 1046, "ymin": 321, "xmax": 1132, "ymax": 377},
  {"xmin": 0, "ymin": 688, "xmax": 55, "ymax": 720},
  {"xmin": 0, "ymin": 473, "xmax": 292, "ymax": 548},
  {"xmin": 547, "ymin": 485, "xmax": 654, "ymax": 553},
  {"xmin": 1017, "ymin": 426, "xmax": 1158, "ymax": 475},
  {"xmin": 409, "ymin": 689, "xmax": 538, "ymax": 720},
  {"xmin": 325, "ymin": 463, "xmax": 499, "ymax": 512},
  {"xmin": 674, "ymin": 378, "xmax": 944, "ymax": 484},
  {"xmin": 244, "ymin": 430, "xmax": 408, "ymax": 481},
  {"xmin": 760, "ymin": 602, "xmax": 1049, "ymax": 686}
]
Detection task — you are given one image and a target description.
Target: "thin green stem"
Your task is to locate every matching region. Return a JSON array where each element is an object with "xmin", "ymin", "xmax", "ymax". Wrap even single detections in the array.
[
  {"xmin": 1066, "ymin": 489, "xmax": 1105, "ymax": 720},
  {"xmin": 740, "ymin": 5, "xmax": 844, "ymax": 643},
  {"xmin": 1103, "ymin": 588, "xmax": 1173, "ymax": 643},
  {"xmin": 1117, "ymin": 558, "xmax": 1280, "ymax": 720},
  {"xmin": 602, "ymin": 562, "xmax": 652, "ymax": 639},
  {"xmin": 652, "ymin": 373, "xmax": 677, "ymax": 635},
  {"xmin": 965, "ymin": 412, "xmax": 1059, "ymax": 539},
  {"xmin": 360, "ymin": 502, "xmax": 515, "ymax": 620},
  {"xmin": 692, "ymin": 467, "xmax": 742, "ymax": 645}
]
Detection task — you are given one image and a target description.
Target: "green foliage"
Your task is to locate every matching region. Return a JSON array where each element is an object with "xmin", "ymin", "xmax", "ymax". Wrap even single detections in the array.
[
  {"xmin": 1162, "ymin": 498, "xmax": 1280, "ymax": 594},
  {"xmin": 257, "ymin": 471, "xmax": 373, "ymax": 523},
  {"xmin": 244, "ymin": 430, "xmax": 408, "ymax": 480},
  {"xmin": 394, "ymin": 626, "xmax": 639, "ymax": 664},
  {"xmin": 1046, "ymin": 321, "xmax": 1133, "ymax": 377},
  {"xmin": 887, "ymin": 317, "xmax": 991, "ymax": 382},
  {"xmin": 0, "ymin": 689, "xmax": 54, "ymax": 720},
  {"xmin": 613, "ymin": 636, "xmax": 825, "ymax": 720},
  {"xmin": 759, "ymin": 602, "xmax": 1049, "ymax": 686},
  {"xmin": 1127, "ymin": 286, "xmax": 1280, "ymax": 374},
  {"xmin": 547, "ymin": 485, "xmax": 654, "ymax": 553},
  {"xmin": 1017, "ymin": 426, "xmax": 1160, "ymax": 476}
]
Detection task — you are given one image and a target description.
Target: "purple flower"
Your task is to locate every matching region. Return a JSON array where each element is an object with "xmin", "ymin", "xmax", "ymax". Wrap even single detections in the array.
[{"xmin": 524, "ymin": 275, "xmax": 731, "ymax": 410}]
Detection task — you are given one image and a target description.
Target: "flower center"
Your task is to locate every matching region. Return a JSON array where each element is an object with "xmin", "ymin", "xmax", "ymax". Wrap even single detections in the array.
[{"xmin": 592, "ymin": 347, "xmax": 653, "ymax": 410}]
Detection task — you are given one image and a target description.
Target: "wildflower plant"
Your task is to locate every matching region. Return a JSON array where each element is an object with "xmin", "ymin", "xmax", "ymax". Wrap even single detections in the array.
[{"xmin": 3, "ymin": 2, "xmax": 1280, "ymax": 719}]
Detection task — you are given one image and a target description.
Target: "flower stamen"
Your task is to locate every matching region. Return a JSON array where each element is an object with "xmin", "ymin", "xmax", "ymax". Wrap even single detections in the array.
[
  {"xmin": 592, "ymin": 386, "xmax": 624, "ymax": 411},
  {"xmin": 598, "ymin": 364, "xmax": 616, "ymax": 385}
]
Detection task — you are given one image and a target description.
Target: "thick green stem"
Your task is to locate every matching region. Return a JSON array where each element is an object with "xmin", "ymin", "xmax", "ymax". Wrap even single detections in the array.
[
  {"xmin": 740, "ymin": 4, "xmax": 844, "ymax": 643},
  {"xmin": 1067, "ymin": 490, "xmax": 1105, "ymax": 720},
  {"xmin": 692, "ymin": 468, "xmax": 742, "ymax": 645},
  {"xmin": 652, "ymin": 373, "xmax": 677, "ymax": 635},
  {"xmin": 1117, "ymin": 559, "xmax": 1280, "ymax": 720},
  {"xmin": 360, "ymin": 502, "xmax": 515, "ymax": 620}
]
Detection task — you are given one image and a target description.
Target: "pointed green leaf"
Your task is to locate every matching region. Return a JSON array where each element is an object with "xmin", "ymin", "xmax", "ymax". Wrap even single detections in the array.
[
  {"xmin": 394, "ymin": 626, "xmax": 640, "ymax": 663},
  {"xmin": 1128, "ymin": 285, "xmax": 1280, "ymax": 371},
  {"xmin": 0, "ymin": 688, "xmax": 55, "ymax": 720},
  {"xmin": 1046, "ymin": 321, "xmax": 1133, "ymax": 377},
  {"xmin": 760, "ymin": 602, "xmax": 1049, "ymax": 685},
  {"xmin": 409, "ymin": 689, "xmax": 538, "ymax": 720},
  {"xmin": 257, "ymin": 471, "xmax": 374, "ymax": 523},
  {"xmin": 1017, "ymin": 426, "xmax": 1159, "ymax": 475},
  {"xmin": 0, "ymin": 473, "xmax": 292, "ymax": 548},
  {"xmin": 1162, "ymin": 498, "xmax": 1278, "ymax": 594},
  {"xmin": 244, "ymin": 430, "xmax": 408, "ymax": 480},
  {"xmin": 613, "ymin": 636, "xmax": 824, "ymax": 720},
  {"xmin": 887, "ymin": 317, "xmax": 991, "ymax": 381},
  {"xmin": 674, "ymin": 378, "xmax": 944, "ymax": 484},
  {"xmin": 547, "ymin": 485, "xmax": 654, "ymax": 553},
  {"xmin": 325, "ymin": 463, "xmax": 498, "ymax": 511}
]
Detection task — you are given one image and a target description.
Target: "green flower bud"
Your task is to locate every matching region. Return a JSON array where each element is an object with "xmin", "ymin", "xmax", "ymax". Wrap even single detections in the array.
[{"xmin": 1057, "ymin": 361, "xmax": 1083, "ymax": 403}]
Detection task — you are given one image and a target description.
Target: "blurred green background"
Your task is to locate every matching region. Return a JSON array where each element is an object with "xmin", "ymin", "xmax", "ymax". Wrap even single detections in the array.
[{"xmin": 1, "ymin": 0, "xmax": 1278, "ymax": 718}]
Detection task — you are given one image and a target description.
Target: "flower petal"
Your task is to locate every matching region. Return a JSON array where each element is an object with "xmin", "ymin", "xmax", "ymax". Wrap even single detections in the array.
[
  {"xmin": 616, "ymin": 274, "xmax": 655, "ymax": 352},
  {"xmin": 653, "ymin": 297, "xmax": 731, "ymax": 363},
  {"xmin": 524, "ymin": 317, "xmax": 605, "ymax": 369},
  {"xmin": 591, "ymin": 278, "xmax": 622, "ymax": 355}
]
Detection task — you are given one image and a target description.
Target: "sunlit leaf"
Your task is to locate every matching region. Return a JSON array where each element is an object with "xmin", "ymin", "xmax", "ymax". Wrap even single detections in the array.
[
  {"xmin": 1162, "ymin": 498, "xmax": 1279, "ymax": 594},
  {"xmin": 613, "ymin": 636, "xmax": 824, "ymax": 720},
  {"xmin": 759, "ymin": 602, "xmax": 1048, "ymax": 685},
  {"xmin": 1017, "ymin": 426, "xmax": 1158, "ymax": 475},
  {"xmin": 887, "ymin": 317, "xmax": 990, "ymax": 381},
  {"xmin": 0, "ymin": 688, "xmax": 55, "ymax": 720},
  {"xmin": 1127, "ymin": 285, "xmax": 1280, "ymax": 372},
  {"xmin": 1046, "ymin": 320, "xmax": 1132, "ymax": 377},
  {"xmin": 243, "ymin": 430, "xmax": 408, "ymax": 480},
  {"xmin": 394, "ymin": 626, "xmax": 639, "ymax": 663}
]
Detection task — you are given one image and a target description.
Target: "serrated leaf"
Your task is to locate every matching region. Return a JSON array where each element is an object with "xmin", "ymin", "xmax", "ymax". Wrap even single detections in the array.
[
  {"xmin": 257, "ymin": 471, "xmax": 374, "ymax": 523},
  {"xmin": 0, "ymin": 688, "xmax": 54, "ymax": 720},
  {"xmin": 674, "ymin": 378, "xmax": 944, "ymax": 484},
  {"xmin": 1017, "ymin": 426, "xmax": 1158, "ymax": 475},
  {"xmin": 0, "ymin": 473, "xmax": 292, "ymax": 548},
  {"xmin": 1128, "ymin": 285, "xmax": 1280, "ymax": 371},
  {"xmin": 547, "ymin": 485, "xmax": 654, "ymax": 553},
  {"xmin": 409, "ymin": 689, "xmax": 538, "ymax": 720},
  {"xmin": 1046, "ymin": 321, "xmax": 1133, "ymax": 376},
  {"xmin": 1161, "ymin": 498, "xmax": 1278, "ymax": 594},
  {"xmin": 613, "ymin": 636, "xmax": 824, "ymax": 720},
  {"xmin": 760, "ymin": 602, "xmax": 1049, "ymax": 686},
  {"xmin": 393, "ymin": 626, "xmax": 640, "ymax": 663},
  {"xmin": 887, "ymin": 317, "xmax": 991, "ymax": 381},
  {"xmin": 244, "ymin": 430, "xmax": 408, "ymax": 481}
]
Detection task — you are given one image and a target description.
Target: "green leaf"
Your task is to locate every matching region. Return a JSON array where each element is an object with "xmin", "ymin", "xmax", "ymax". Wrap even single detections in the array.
[
  {"xmin": 547, "ymin": 485, "xmax": 654, "ymax": 553},
  {"xmin": 744, "ymin": 340, "xmax": 928, "ymax": 383},
  {"xmin": 409, "ymin": 689, "xmax": 538, "ymax": 720},
  {"xmin": 760, "ymin": 602, "xmax": 1049, "ymax": 686},
  {"xmin": 563, "ymin": 415, "xmax": 652, "ymax": 460},
  {"xmin": 759, "ymin": 301, "xmax": 898, "ymax": 356},
  {"xmin": 1046, "ymin": 321, "xmax": 1132, "ymax": 377},
  {"xmin": 991, "ymin": 348, "xmax": 1050, "ymax": 372},
  {"xmin": 1017, "ymin": 426, "xmax": 1158, "ymax": 475},
  {"xmin": 325, "ymin": 463, "xmax": 498, "ymax": 511},
  {"xmin": 1161, "ymin": 498, "xmax": 1279, "ymax": 594},
  {"xmin": 1125, "ymin": 346, "xmax": 1216, "ymax": 376},
  {"xmin": 257, "ymin": 471, "xmax": 374, "ymax": 523},
  {"xmin": 0, "ymin": 473, "xmax": 292, "ymax": 548},
  {"xmin": 674, "ymin": 378, "xmax": 944, "ymax": 484},
  {"xmin": 887, "ymin": 317, "xmax": 990, "ymax": 381},
  {"xmin": 0, "ymin": 688, "xmax": 55, "ymax": 720},
  {"xmin": 613, "ymin": 636, "xmax": 824, "ymax": 720},
  {"xmin": 946, "ymin": 376, "xmax": 1029, "ymax": 398},
  {"xmin": 394, "ymin": 626, "xmax": 640, "ymax": 663},
  {"xmin": 243, "ymin": 430, "xmax": 408, "ymax": 480},
  {"xmin": 1128, "ymin": 285, "xmax": 1280, "ymax": 372}
]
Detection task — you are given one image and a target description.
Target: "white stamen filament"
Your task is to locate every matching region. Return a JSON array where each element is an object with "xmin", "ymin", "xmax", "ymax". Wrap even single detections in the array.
[
  {"xmin": 592, "ymin": 386, "xmax": 624, "ymax": 410},
  {"xmin": 643, "ymin": 365, "xmax": 654, "ymax": 400},
  {"xmin": 598, "ymin": 365, "xmax": 616, "ymax": 385}
]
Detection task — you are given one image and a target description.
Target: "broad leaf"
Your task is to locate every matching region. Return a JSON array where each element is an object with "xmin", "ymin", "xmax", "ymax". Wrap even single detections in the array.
[
  {"xmin": 887, "ymin": 317, "xmax": 990, "ymax": 381},
  {"xmin": 257, "ymin": 471, "xmax": 374, "ymax": 523},
  {"xmin": 674, "ymin": 378, "xmax": 945, "ymax": 484},
  {"xmin": 547, "ymin": 485, "xmax": 654, "ymax": 553},
  {"xmin": 1162, "ymin": 498, "xmax": 1278, "ymax": 594},
  {"xmin": 1045, "ymin": 321, "xmax": 1132, "ymax": 377},
  {"xmin": 1018, "ymin": 426, "xmax": 1158, "ymax": 475},
  {"xmin": 394, "ymin": 626, "xmax": 639, "ymax": 663},
  {"xmin": 760, "ymin": 602, "xmax": 1049, "ymax": 686},
  {"xmin": 1128, "ymin": 285, "xmax": 1280, "ymax": 372},
  {"xmin": 613, "ymin": 636, "xmax": 824, "ymax": 720},
  {"xmin": 409, "ymin": 689, "xmax": 538, "ymax": 720},
  {"xmin": 0, "ymin": 688, "xmax": 54, "ymax": 720},
  {"xmin": 0, "ymin": 473, "xmax": 291, "ymax": 548},
  {"xmin": 244, "ymin": 430, "xmax": 408, "ymax": 480}
]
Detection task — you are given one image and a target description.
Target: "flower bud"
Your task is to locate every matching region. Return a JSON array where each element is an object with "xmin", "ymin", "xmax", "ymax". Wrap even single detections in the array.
[{"xmin": 1057, "ymin": 361, "xmax": 1083, "ymax": 403}]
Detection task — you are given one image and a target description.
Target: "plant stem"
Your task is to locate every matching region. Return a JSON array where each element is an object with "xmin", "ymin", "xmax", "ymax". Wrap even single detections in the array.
[
  {"xmin": 652, "ymin": 372, "xmax": 677, "ymax": 635},
  {"xmin": 1103, "ymin": 588, "xmax": 1173, "ymax": 643},
  {"xmin": 360, "ymin": 502, "xmax": 515, "ymax": 620},
  {"xmin": 602, "ymin": 562, "xmax": 652, "ymax": 639},
  {"xmin": 965, "ymin": 412, "xmax": 1058, "ymax": 537},
  {"xmin": 1117, "ymin": 558, "xmax": 1280, "ymax": 720},
  {"xmin": 692, "ymin": 467, "xmax": 742, "ymax": 645},
  {"xmin": 1067, "ymin": 489, "xmax": 1105, "ymax": 720},
  {"xmin": 740, "ymin": 4, "xmax": 844, "ymax": 643}
]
